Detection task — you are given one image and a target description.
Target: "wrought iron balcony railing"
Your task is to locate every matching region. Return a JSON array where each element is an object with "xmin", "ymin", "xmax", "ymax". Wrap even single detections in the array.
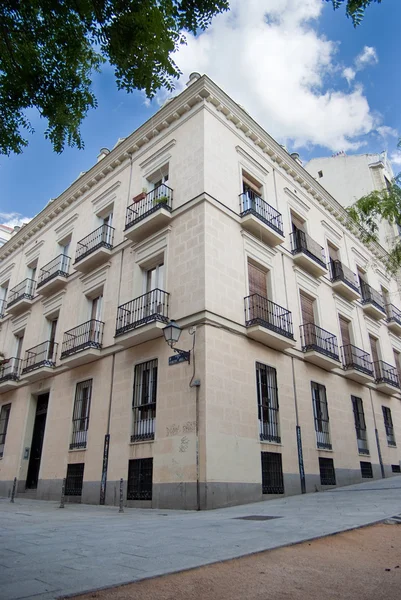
[
  {"xmin": 386, "ymin": 303, "xmax": 401, "ymax": 327},
  {"xmin": 239, "ymin": 191, "xmax": 284, "ymax": 236},
  {"xmin": 0, "ymin": 298, "xmax": 6, "ymax": 318},
  {"xmin": 244, "ymin": 294, "xmax": 294, "ymax": 339},
  {"xmin": 61, "ymin": 319, "xmax": 104, "ymax": 358},
  {"xmin": 300, "ymin": 323, "xmax": 339, "ymax": 361},
  {"xmin": 0, "ymin": 357, "xmax": 21, "ymax": 382},
  {"xmin": 125, "ymin": 184, "xmax": 173, "ymax": 230},
  {"xmin": 115, "ymin": 289, "xmax": 169, "ymax": 336},
  {"xmin": 22, "ymin": 340, "xmax": 58, "ymax": 374},
  {"xmin": 75, "ymin": 224, "xmax": 114, "ymax": 264},
  {"xmin": 356, "ymin": 432, "xmax": 369, "ymax": 455},
  {"xmin": 341, "ymin": 344, "xmax": 374, "ymax": 377},
  {"xmin": 360, "ymin": 281, "xmax": 385, "ymax": 313},
  {"xmin": 316, "ymin": 427, "xmax": 332, "ymax": 450},
  {"xmin": 131, "ymin": 404, "xmax": 156, "ymax": 442},
  {"xmin": 37, "ymin": 255, "xmax": 70, "ymax": 288},
  {"xmin": 7, "ymin": 278, "xmax": 36, "ymax": 308},
  {"xmin": 290, "ymin": 230, "xmax": 326, "ymax": 269},
  {"xmin": 373, "ymin": 360, "xmax": 400, "ymax": 388},
  {"xmin": 329, "ymin": 260, "xmax": 359, "ymax": 293}
]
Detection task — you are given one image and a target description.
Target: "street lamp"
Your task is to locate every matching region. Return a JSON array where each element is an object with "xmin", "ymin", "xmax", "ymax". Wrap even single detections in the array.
[{"xmin": 163, "ymin": 320, "xmax": 191, "ymax": 363}]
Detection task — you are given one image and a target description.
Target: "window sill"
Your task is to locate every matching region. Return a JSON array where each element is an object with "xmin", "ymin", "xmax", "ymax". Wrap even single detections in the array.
[
  {"xmin": 260, "ymin": 440, "xmax": 282, "ymax": 447},
  {"xmin": 317, "ymin": 447, "xmax": 333, "ymax": 453},
  {"xmin": 358, "ymin": 452, "xmax": 370, "ymax": 457},
  {"xmin": 129, "ymin": 439, "xmax": 154, "ymax": 445},
  {"xmin": 68, "ymin": 447, "xmax": 87, "ymax": 453},
  {"xmin": 388, "ymin": 444, "xmax": 397, "ymax": 449}
]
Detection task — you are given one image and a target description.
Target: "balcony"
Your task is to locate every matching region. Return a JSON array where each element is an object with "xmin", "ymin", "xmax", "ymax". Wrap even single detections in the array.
[
  {"xmin": 0, "ymin": 358, "xmax": 21, "ymax": 393},
  {"xmin": 373, "ymin": 360, "xmax": 400, "ymax": 396},
  {"xmin": 329, "ymin": 260, "xmax": 360, "ymax": 302},
  {"xmin": 360, "ymin": 282, "xmax": 386, "ymax": 320},
  {"xmin": 300, "ymin": 323, "xmax": 340, "ymax": 370},
  {"xmin": 74, "ymin": 224, "xmax": 114, "ymax": 273},
  {"xmin": 239, "ymin": 192, "xmax": 284, "ymax": 247},
  {"xmin": 125, "ymin": 184, "xmax": 173, "ymax": 243},
  {"xmin": 0, "ymin": 299, "xmax": 6, "ymax": 319},
  {"xmin": 6, "ymin": 279, "xmax": 36, "ymax": 315},
  {"xmin": 60, "ymin": 319, "xmax": 104, "ymax": 367},
  {"xmin": 290, "ymin": 231, "xmax": 327, "ymax": 277},
  {"xmin": 244, "ymin": 294, "xmax": 295, "ymax": 350},
  {"xmin": 386, "ymin": 304, "xmax": 401, "ymax": 335},
  {"xmin": 341, "ymin": 344, "xmax": 374, "ymax": 384},
  {"xmin": 20, "ymin": 341, "xmax": 58, "ymax": 383},
  {"xmin": 37, "ymin": 255, "xmax": 70, "ymax": 296},
  {"xmin": 115, "ymin": 289, "xmax": 169, "ymax": 347}
]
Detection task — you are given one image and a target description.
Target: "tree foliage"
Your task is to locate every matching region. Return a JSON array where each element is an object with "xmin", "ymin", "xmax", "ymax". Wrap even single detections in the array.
[
  {"xmin": 347, "ymin": 158, "xmax": 401, "ymax": 272},
  {"xmin": 327, "ymin": 0, "xmax": 383, "ymax": 26},
  {"xmin": 0, "ymin": 0, "xmax": 228, "ymax": 155}
]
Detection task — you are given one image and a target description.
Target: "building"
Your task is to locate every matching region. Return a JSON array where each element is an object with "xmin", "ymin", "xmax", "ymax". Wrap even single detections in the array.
[
  {"xmin": 0, "ymin": 74, "xmax": 401, "ymax": 510},
  {"xmin": 0, "ymin": 224, "xmax": 13, "ymax": 248},
  {"xmin": 305, "ymin": 152, "xmax": 398, "ymax": 252}
]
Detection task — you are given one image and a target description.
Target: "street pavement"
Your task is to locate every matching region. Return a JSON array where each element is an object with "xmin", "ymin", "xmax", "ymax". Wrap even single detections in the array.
[{"xmin": 1, "ymin": 476, "xmax": 401, "ymax": 600}]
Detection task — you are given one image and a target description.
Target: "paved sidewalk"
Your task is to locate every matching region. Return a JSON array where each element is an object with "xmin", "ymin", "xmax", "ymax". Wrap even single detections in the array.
[{"xmin": 0, "ymin": 476, "xmax": 401, "ymax": 600}]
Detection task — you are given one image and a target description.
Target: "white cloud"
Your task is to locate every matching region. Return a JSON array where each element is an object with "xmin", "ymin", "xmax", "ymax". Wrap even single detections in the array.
[
  {"xmin": 376, "ymin": 126, "xmax": 398, "ymax": 139},
  {"xmin": 170, "ymin": 0, "xmax": 379, "ymax": 151},
  {"xmin": 343, "ymin": 67, "xmax": 356, "ymax": 84},
  {"xmin": 0, "ymin": 212, "xmax": 31, "ymax": 229},
  {"xmin": 355, "ymin": 46, "xmax": 378, "ymax": 69},
  {"xmin": 390, "ymin": 150, "xmax": 401, "ymax": 167}
]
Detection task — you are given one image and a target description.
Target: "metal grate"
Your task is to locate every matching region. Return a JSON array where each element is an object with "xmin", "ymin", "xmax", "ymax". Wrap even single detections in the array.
[
  {"xmin": 256, "ymin": 363, "xmax": 280, "ymax": 443},
  {"xmin": 131, "ymin": 360, "xmax": 158, "ymax": 442},
  {"xmin": 391, "ymin": 464, "xmax": 401, "ymax": 473},
  {"xmin": 37, "ymin": 254, "xmax": 70, "ymax": 287},
  {"xmin": 319, "ymin": 457, "xmax": 336, "ymax": 486},
  {"xmin": 125, "ymin": 184, "xmax": 173, "ymax": 229},
  {"xmin": 290, "ymin": 229, "xmax": 326, "ymax": 269},
  {"xmin": 360, "ymin": 461, "xmax": 373, "ymax": 478},
  {"xmin": 312, "ymin": 382, "xmax": 332, "ymax": 450},
  {"xmin": 115, "ymin": 290, "xmax": 169, "ymax": 336},
  {"xmin": 75, "ymin": 224, "xmax": 114, "ymax": 263},
  {"xmin": 234, "ymin": 515, "xmax": 281, "ymax": 521},
  {"xmin": 352, "ymin": 396, "xmax": 369, "ymax": 455},
  {"xmin": 0, "ymin": 404, "xmax": 11, "ymax": 458},
  {"xmin": 127, "ymin": 458, "xmax": 153, "ymax": 500},
  {"xmin": 329, "ymin": 260, "xmax": 359, "ymax": 292},
  {"xmin": 342, "ymin": 345, "xmax": 373, "ymax": 377},
  {"xmin": 239, "ymin": 191, "xmax": 284, "ymax": 235},
  {"xmin": 261, "ymin": 452, "xmax": 284, "ymax": 494},
  {"xmin": 70, "ymin": 380, "xmax": 92, "ymax": 450},
  {"xmin": 382, "ymin": 406, "xmax": 396, "ymax": 447},
  {"xmin": 301, "ymin": 323, "xmax": 339, "ymax": 361},
  {"xmin": 245, "ymin": 295, "xmax": 294, "ymax": 340},
  {"xmin": 65, "ymin": 463, "xmax": 85, "ymax": 496},
  {"xmin": 61, "ymin": 319, "xmax": 104, "ymax": 358}
]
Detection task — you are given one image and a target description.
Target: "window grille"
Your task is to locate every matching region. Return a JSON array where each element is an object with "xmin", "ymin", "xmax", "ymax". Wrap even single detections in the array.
[
  {"xmin": 351, "ymin": 396, "xmax": 369, "ymax": 454},
  {"xmin": 127, "ymin": 458, "xmax": 153, "ymax": 500},
  {"xmin": 360, "ymin": 461, "xmax": 373, "ymax": 478},
  {"xmin": 382, "ymin": 406, "xmax": 396, "ymax": 447},
  {"xmin": 319, "ymin": 457, "xmax": 336, "ymax": 485},
  {"xmin": 256, "ymin": 363, "xmax": 280, "ymax": 443},
  {"xmin": 0, "ymin": 404, "xmax": 11, "ymax": 458},
  {"xmin": 131, "ymin": 360, "xmax": 157, "ymax": 442},
  {"xmin": 65, "ymin": 463, "xmax": 85, "ymax": 496},
  {"xmin": 70, "ymin": 380, "xmax": 92, "ymax": 449},
  {"xmin": 311, "ymin": 382, "xmax": 331, "ymax": 449},
  {"xmin": 261, "ymin": 452, "xmax": 284, "ymax": 494}
]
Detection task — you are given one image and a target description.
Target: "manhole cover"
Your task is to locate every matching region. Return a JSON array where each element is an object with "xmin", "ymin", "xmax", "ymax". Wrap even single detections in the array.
[{"xmin": 234, "ymin": 515, "xmax": 281, "ymax": 521}]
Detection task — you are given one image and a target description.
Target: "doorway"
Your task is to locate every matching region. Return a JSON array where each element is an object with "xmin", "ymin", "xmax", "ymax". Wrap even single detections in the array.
[{"xmin": 26, "ymin": 393, "xmax": 49, "ymax": 489}]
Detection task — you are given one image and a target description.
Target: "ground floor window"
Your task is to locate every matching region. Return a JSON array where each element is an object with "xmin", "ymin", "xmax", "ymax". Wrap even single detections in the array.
[
  {"xmin": 319, "ymin": 457, "xmax": 336, "ymax": 486},
  {"xmin": 0, "ymin": 403, "xmax": 11, "ymax": 458},
  {"xmin": 127, "ymin": 458, "xmax": 153, "ymax": 500},
  {"xmin": 360, "ymin": 461, "xmax": 373, "ymax": 478},
  {"xmin": 65, "ymin": 463, "xmax": 85, "ymax": 496},
  {"xmin": 261, "ymin": 452, "xmax": 284, "ymax": 494},
  {"xmin": 391, "ymin": 464, "xmax": 401, "ymax": 473}
]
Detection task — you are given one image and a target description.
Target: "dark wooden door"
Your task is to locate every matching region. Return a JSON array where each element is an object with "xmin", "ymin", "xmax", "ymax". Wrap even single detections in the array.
[
  {"xmin": 26, "ymin": 394, "xmax": 49, "ymax": 489},
  {"xmin": 339, "ymin": 316, "xmax": 351, "ymax": 347},
  {"xmin": 248, "ymin": 263, "xmax": 268, "ymax": 298}
]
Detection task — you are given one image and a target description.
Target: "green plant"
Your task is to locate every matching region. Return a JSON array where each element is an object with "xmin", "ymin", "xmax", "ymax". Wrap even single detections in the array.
[{"xmin": 154, "ymin": 195, "xmax": 169, "ymax": 205}]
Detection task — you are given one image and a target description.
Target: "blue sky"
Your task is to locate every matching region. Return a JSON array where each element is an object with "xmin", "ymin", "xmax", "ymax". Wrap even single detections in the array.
[{"xmin": 1, "ymin": 0, "xmax": 400, "ymax": 226}]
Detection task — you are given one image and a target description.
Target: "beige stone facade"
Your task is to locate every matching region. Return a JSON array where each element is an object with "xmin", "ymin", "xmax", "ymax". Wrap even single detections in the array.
[{"xmin": 0, "ymin": 75, "xmax": 400, "ymax": 509}]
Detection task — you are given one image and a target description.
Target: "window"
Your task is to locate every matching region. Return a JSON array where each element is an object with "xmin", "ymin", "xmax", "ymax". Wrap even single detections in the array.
[
  {"xmin": 339, "ymin": 316, "xmax": 352, "ymax": 348},
  {"xmin": 351, "ymin": 396, "xmax": 369, "ymax": 455},
  {"xmin": 15, "ymin": 333, "xmax": 24, "ymax": 359},
  {"xmin": 70, "ymin": 380, "xmax": 92, "ymax": 449},
  {"xmin": 291, "ymin": 212, "xmax": 306, "ymax": 234},
  {"xmin": 319, "ymin": 457, "xmax": 336, "ymax": 485},
  {"xmin": 369, "ymin": 335, "xmax": 380, "ymax": 379},
  {"xmin": 391, "ymin": 464, "xmax": 401, "ymax": 473},
  {"xmin": 360, "ymin": 461, "xmax": 373, "ymax": 478},
  {"xmin": 382, "ymin": 406, "xmax": 396, "ymax": 447},
  {"xmin": 59, "ymin": 237, "xmax": 71, "ymax": 272},
  {"xmin": 0, "ymin": 404, "xmax": 11, "ymax": 458},
  {"xmin": 318, "ymin": 170, "xmax": 323, "ymax": 178},
  {"xmin": 311, "ymin": 382, "xmax": 331, "ymax": 449},
  {"xmin": 300, "ymin": 292, "xmax": 315, "ymax": 326},
  {"xmin": 256, "ymin": 363, "xmax": 280, "ymax": 443},
  {"xmin": 248, "ymin": 262, "xmax": 268, "ymax": 299},
  {"xmin": 47, "ymin": 318, "xmax": 58, "ymax": 362},
  {"xmin": 65, "ymin": 463, "xmax": 85, "ymax": 496},
  {"xmin": 127, "ymin": 458, "xmax": 153, "ymax": 500},
  {"xmin": 27, "ymin": 261, "xmax": 37, "ymax": 282},
  {"xmin": 261, "ymin": 452, "xmax": 284, "ymax": 494},
  {"xmin": 132, "ymin": 360, "xmax": 158, "ymax": 442},
  {"xmin": 393, "ymin": 350, "xmax": 401, "ymax": 384}
]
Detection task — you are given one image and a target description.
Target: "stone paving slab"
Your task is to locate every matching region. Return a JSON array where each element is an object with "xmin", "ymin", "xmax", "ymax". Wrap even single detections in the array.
[{"xmin": 0, "ymin": 476, "xmax": 401, "ymax": 600}]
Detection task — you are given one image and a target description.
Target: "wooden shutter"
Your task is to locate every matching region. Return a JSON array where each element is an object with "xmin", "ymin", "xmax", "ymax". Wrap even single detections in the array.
[
  {"xmin": 339, "ymin": 316, "xmax": 351, "ymax": 347},
  {"xmin": 300, "ymin": 292, "xmax": 315, "ymax": 325},
  {"xmin": 291, "ymin": 214, "xmax": 304, "ymax": 232},
  {"xmin": 369, "ymin": 336, "xmax": 379, "ymax": 364},
  {"xmin": 393, "ymin": 350, "xmax": 401, "ymax": 383},
  {"xmin": 248, "ymin": 263, "xmax": 267, "ymax": 298}
]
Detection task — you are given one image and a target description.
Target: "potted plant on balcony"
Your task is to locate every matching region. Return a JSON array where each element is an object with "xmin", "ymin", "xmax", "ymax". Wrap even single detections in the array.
[
  {"xmin": 132, "ymin": 187, "xmax": 148, "ymax": 203},
  {"xmin": 154, "ymin": 195, "xmax": 169, "ymax": 206}
]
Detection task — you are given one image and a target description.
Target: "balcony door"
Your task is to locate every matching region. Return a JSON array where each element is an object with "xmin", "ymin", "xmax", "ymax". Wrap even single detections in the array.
[
  {"xmin": 300, "ymin": 292, "xmax": 316, "ymax": 347},
  {"xmin": 47, "ymin": 318, "xmax": 58, "ymax": 362},
  {"xmin": 90, "ymin": 295, "xmax": 103, "ymax": 344},
  {"xmin": 369, "ymin": 335, "xmax": 380, "ymax": 378},
  {"xmin": 339, "ymin": 316, "xmax": 351, "ymax": 347},
  {"xmin": 59, "ymin": 239, "xmax": 70, "ymax": 273},
  {"xmin": 248, "ymin": 263, "xmax": 268, "ymax": 322},
  {"xmin": 102, "ymin": 212, "xmax": 113, "ymax": 246},
  {"xmin": 145, "ymin": 263, "xmax": 164, "ymax": 317}
]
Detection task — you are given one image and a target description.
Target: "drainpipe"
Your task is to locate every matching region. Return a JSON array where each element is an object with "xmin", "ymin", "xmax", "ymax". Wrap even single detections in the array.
[
  {"xmin": 189, "ymin": 328, "xmax": 201, "ymax": 510},
  {"xmin": 369, "ymin": 387, "xmax": 385, "ymax": 479},
  {"xmin": 291, "ymin": 357, "xmax": 306, "ymax": 493},
  {"xmin": 100, "ymin": 353, "xmax": 116, "ymax": 504}
]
